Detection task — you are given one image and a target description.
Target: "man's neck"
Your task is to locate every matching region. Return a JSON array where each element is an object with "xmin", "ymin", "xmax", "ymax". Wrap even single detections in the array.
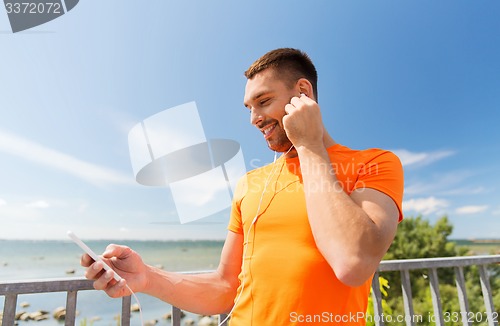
[{"xmin": 323, "ymin": 132, "xmax": 336, "ymax": 148}]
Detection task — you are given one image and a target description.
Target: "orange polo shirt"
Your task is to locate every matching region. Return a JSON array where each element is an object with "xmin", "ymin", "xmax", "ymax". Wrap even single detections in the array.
[{"xmin": 227, "ymin": 144, "xmax": 404, "ymax": 325}]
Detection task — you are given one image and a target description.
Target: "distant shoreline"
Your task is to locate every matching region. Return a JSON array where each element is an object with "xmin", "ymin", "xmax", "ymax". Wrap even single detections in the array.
[
  {"xmin": 0, "ymin": 238, "xmax": 226, "ymax": 242},
  {"xmin": 465, "ymin": 239, "xmax": 500, "ymax": 243},
  {"xmin": 451, "ymin": 238, "xmax": 500, "ymax": 244},
  {"xmin": 0, "ymin": 238, "xmax": 498, "ymax": 241}
]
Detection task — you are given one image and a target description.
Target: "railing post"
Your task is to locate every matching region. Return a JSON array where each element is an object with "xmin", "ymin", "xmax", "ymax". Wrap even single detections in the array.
[
  {"xmin": 2, "ymin": 292, "xmax": 18, "ymax": 326},
  {"xmin": 371, "ymin": 272, "xmax": 385, "ymax": 326},
  {"xmin": 454, "ymin": 266, "xmax": 472, "ymax": 326},
  {"xmin": 65, "ymin": 290, "xmax": 78, "ymax": 326},
  {"xmin": 121, "ymin": 295, "xmax": 132, "ymax": 326},
  {"xmin": 400, "ymin": 269, "xmax": 415, "ymax": 326},
  {"xmin": 478, "ymin": 265, "xmax": 498, "ymax": 326},
  {"xmin": 219, "ymin": 313, "xmax": 229, "ymax": 325},
  {"xmin": 428, "ymin": 268, "xmax": 444, "ymax": 326},
  {"xmin": 171, "ymin": 306, "xmax": 182, "ymax": 326}
]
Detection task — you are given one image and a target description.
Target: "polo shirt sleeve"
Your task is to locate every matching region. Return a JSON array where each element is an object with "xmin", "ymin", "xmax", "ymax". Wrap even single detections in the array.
[
  {"xmin": 353, "ymin": 150, "xmax": 404, "ymax": 222},
  {"xmin": 227, "ymin": 174, "xmax": 248, "ymax": 234}
]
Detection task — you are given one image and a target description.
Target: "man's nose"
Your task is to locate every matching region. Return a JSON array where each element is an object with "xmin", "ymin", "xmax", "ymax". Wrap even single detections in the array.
[{"xmin": 250, "ymin": 108, "xmax": 263, "ymax": 126}]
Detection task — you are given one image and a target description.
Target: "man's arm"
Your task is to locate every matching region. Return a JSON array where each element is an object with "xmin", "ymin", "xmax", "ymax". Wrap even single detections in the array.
[
  {"xmin": 83, "ymin": 231, "xmax": 243, "ymax": 315},
  {"xmin": 297, "ymin": 144, "xmax": 399, "ymax": 287},
  {"xmin": 143, "ymin": 231, "xmax": 243, "ymax": 314},
  {"xmin": 283, "ymin": 93, "xmax": 400, "ymax": 287}
]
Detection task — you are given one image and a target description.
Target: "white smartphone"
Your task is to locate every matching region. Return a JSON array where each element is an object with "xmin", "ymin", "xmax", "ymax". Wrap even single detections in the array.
[{"xmin": 67, "ymin": 230, "xmax": 122, "ymax": 282}]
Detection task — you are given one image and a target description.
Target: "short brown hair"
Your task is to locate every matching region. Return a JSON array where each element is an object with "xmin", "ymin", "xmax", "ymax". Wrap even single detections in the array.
[{"xmin": 244, "ymin": 48, "xmax": 318, "ymax": 100}]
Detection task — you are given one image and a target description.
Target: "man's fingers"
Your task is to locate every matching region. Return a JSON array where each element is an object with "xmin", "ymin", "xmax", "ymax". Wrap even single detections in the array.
[
  {"xmin": 80, "ymin": 253, "xmax": 94, "ymax": 267},
  {"xmin": 291, "ymin": 94, "xmax": 315, "ymax": 108},
  {"xmin": 93, "ymin": 275, "xmax": 127, "ymax": 298},
  {"xmin": 81, "ymin": 244, "xmax": 129, "ymax": 268},
  {"xmin": 84, "ymin": 261, "xmax": 102, "ymax": 280},
  {"xmin": 93, "ymin": 269, "xmax": 112, "ymax": 290},
  {"xmin": 300, "ymin": 93, "xmax": 315, "ymax": 104},
  {"xmin": 105, "ymin": 279, "xmax": 128, "ymax": 298},
  {"xmin": 284, "ymin": 103, "xmax": 295, "ymax": 115},
  {"xmin": 290, "ymin": 96, "xmax": 304, "ymax": 107},
  {"xmin": 102, "ymin": 244, "xmax": 130, "ymax": 259},
  {"xmin": 285, "ymin": 96, "xmax": 307, "ymax": 117}
]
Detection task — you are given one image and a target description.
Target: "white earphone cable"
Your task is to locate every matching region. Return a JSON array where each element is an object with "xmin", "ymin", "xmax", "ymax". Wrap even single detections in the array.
[
  {"xmin": 126, "ymin": 284, "xmax": 144, "ymax": 326},
  {"xmin": 218, "ymin": 145, "xmax": 293, "ymax": 325}
]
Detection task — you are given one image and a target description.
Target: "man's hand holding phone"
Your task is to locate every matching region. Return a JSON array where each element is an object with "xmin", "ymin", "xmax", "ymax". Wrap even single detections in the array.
[{"xmin": 69, "ymin": 231, "xmax": 148, "ymax": 298}]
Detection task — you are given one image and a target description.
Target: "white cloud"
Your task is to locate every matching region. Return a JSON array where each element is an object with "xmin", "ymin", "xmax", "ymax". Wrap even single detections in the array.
[
  {"xmin": 26, "ymin": 200, "xmax": 50, "ymax": 209},
  {"xmin": 170, "ymin": 167, "xmax": 233, "ymax": 223},
  {"xmin": 455, "ymin": 205, "xmax": 488, "ymax": 215},
  {"xmin": 404, "ymin": 170, "xmax": 473, "ymax": 196},
  {"xmin": 403, "ymin": 197, "xmax": 449, "ymax": 215},
  {"xmin": 78, "ymin": 203, "xmax": 89, "ymax": 214},
  {"xmin": 0, "ymin": 201, "xmax": 44, "ymax": 221},
  {"xmin": 439, "ymin": 186, "xmax": 488, "ymax": 196},
  {"xmin": 0, "ymin": 129, "xmax": 133, "ymax": 187},
  {"xmin": 392, "ymin": 149, "xmax": 455, "ymax": 167},
  {"xmin": 0, "ymin": 199, "xmax": 6, "ymax": 207}
]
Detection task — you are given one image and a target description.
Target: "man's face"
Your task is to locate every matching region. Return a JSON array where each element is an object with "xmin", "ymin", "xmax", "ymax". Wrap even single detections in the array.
[{"xmin": 243, "ymin": 69, "xmax": 296, "ymax": 153}]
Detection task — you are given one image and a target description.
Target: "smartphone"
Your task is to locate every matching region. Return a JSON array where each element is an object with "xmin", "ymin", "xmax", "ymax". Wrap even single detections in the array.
[{"xmin": 67, "ymin": 230, "xmax": 122, "ymax": 281}]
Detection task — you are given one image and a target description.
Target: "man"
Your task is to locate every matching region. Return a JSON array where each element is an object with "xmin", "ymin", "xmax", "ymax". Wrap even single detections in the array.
[{"xmin": 82, "ymin": 48, "xmax": 404, "ymax": 325}]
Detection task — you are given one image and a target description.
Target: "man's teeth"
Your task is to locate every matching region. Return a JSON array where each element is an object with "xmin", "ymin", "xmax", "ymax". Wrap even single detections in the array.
[{"xmin": 263, "ymin": 125, "xmax": 275, "ymax": 135}]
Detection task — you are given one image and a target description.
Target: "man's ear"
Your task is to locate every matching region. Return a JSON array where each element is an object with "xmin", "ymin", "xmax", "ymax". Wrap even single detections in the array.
[{"xmin": 296, "ymin": 78, "xmax": 314, "ymax": 99}]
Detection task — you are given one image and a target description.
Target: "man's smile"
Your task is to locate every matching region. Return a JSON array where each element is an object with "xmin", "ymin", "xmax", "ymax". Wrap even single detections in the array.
[{"xmin": 260, "ymin": 123, "xmax": 277, "ymax": 139}]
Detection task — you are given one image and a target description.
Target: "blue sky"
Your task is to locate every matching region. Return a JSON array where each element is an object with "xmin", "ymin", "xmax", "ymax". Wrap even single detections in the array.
[{"xmin": 0, "ymin": 1, "xmax": 499, "ymax": 240}]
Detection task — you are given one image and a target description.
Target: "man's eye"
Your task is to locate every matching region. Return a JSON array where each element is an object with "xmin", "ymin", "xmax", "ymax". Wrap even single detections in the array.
[{"xmin": 260, "ymin": 99, "xmax": 270, "ymax": 106}]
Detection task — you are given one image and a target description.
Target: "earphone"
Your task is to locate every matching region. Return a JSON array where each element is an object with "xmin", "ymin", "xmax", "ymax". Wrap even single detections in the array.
[{"xmin": 218, "ymin": 145, "xmax": 294, "ymax": 325}]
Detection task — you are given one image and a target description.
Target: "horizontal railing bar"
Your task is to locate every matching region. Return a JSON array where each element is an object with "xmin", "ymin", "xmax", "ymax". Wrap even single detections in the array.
[
  {"xmin": 7, "ymin": 256, "xmax": 496, "ymax": 295},
  {"xmin": 0, "ymin": 272, "xmax": 215, "ymax": 295},
  {"xmin": 0, "ymin": 277, "xmax": 94, "ymax": 295},
  {"xmin": 378, "ymin": 254, "xmax": 500, "ymax": 271}
]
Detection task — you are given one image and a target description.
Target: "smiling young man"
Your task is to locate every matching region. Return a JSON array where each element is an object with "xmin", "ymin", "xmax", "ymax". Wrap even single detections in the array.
[{"xmin": 81, "ymin": 48, "xmax": 404, "ymax": 325}]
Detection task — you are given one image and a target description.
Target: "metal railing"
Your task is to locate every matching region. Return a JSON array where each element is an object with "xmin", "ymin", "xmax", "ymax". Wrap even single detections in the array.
[
  {"xmin": 0, "ymin": 277, "xmax": 228, "ymax": 326},
  {"xmin": 1, "ymin": 255, "xmax": 499, "ymax": 325},
  {"xmin": 371, "ymin": 255, "xmax": 500, "ymax": 326}
]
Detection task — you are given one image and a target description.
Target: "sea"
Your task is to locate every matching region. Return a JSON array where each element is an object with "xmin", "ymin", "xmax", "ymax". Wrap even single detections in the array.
[{"xmin": 0, "ymin": 239, "xmax": 225, "ymax": 326}]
